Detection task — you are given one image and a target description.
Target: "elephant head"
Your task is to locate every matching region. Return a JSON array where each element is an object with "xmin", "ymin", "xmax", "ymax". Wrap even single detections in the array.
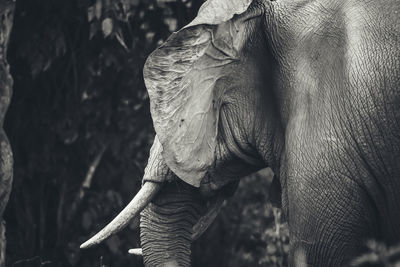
[
  {"xmin": 80, "ymin": 0, "xmax": 282, "ymax": 265},
  {"xmin": 79, "ymin": 0, "xmax": 285, "ymax": 264}
]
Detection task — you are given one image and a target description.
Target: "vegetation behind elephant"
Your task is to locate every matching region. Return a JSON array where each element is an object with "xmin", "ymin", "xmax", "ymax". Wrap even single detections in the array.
[{"xmin": 81, "ymin": 0, "xmax": 400, "ymax": 266}]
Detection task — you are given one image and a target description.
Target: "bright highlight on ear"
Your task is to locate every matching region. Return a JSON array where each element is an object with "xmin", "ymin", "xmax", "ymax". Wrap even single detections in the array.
[{"xmin": 185, "ymin": 0, "xmax": 253, "ymax": 28}]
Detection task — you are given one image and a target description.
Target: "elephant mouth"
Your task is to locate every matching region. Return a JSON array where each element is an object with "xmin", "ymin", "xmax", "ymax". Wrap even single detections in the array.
[{"xmin": 80, "ymin": 180, "xmax": 226, "ymax": 251}]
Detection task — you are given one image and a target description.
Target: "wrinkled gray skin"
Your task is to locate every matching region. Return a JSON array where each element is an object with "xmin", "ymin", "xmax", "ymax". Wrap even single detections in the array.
[{"xmin": 139, "ymin": 0, "xmax": 400, "ymax": 266}]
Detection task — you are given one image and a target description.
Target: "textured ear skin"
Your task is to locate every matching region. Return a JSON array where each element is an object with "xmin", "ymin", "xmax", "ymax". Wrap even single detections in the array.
[
  {"xmin": 144, "ymin": 0, "xmax": 259, "ymax": 187},
  {"xmin": 185, "ymin": 0, "xmax": 253, "ymax": 28}
]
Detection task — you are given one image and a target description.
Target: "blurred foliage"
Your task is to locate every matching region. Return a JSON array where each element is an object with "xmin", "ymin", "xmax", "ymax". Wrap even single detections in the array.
[
  {"xmin": 4, "ymin": 0, "xmax": 202, "ymax": 266},
  {"xmin": 351, "ymin": 241, "xmax": 400, "ymax": 267},
  {"xmin": 193, "ymin": 169, "xmax": 290, "ymax": 267}
]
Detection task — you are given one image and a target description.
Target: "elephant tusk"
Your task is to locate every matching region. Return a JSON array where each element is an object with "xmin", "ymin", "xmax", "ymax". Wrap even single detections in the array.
[
  {"xmin": 191, "ymin": 196, "xmax": 225, "ymax": 240},
  {"xmin": 128, "ymin": 248, "xmax": 143, "ymax": 256},
  {"xmin": 80, "ymin": 182, "xmax": 162, "ymax": 249}
]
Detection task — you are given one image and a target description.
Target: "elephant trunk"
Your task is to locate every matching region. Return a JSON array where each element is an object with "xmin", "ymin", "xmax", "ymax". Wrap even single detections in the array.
[{"xmin": 140, "ymin": 181, "xmax": 204, "ymax": 267}]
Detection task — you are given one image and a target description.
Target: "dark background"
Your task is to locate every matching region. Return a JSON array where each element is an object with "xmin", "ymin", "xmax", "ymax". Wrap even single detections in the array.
[{"xmin": 4, "ymin": 0, "xmax": 289, "ymax": 266}]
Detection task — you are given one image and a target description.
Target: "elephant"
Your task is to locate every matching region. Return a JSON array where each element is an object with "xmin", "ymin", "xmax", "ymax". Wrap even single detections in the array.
[{"xmin": 80, "ymin": 0, "xmax": 400, "ymax": 266}]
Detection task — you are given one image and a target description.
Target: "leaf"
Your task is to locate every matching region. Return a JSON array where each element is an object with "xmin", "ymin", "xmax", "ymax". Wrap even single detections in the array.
[
  {"xmin": 164, "ymin": 17, "xmax": 177, "ymax": 32},
  {"xmin": 87, "ymin": 5, "xmax": 95, "ymax": 22},
  {"xmin": 115, "ymin": 30, "xmax": 129, "ymax": 51},
  {"xmin": 101, "ymin": 18, "xmax": 113, "ymax": 37},
  {"xmin": 89, "ymin": 22, "xmax": 100, "ymax": 39},
  {"xmin": 95, "ymin": 0, "xmax": 102, "ymax": 19}
]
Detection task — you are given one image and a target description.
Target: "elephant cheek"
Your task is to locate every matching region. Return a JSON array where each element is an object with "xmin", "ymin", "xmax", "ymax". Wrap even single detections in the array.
[{"xmin": 139, "ymin": 183, "xmax": 204, "ymax": 267}]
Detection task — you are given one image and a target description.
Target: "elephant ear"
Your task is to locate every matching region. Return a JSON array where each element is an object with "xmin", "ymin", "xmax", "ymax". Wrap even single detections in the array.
[{"xmin": 144, "ymin": 0, "xmax": 261, "ymax": 187}]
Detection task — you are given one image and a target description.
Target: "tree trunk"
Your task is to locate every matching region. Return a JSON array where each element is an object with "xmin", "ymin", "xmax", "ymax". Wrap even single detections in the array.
[{"xmin": 0, "ymin": 1, "xmax": 15, "ymax": 267}]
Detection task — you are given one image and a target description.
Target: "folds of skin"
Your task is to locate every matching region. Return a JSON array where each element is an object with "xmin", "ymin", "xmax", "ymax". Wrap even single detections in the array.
[
  {"xmin": 142, "ymin": 0, "xmax": 400, "ymax": 266},
  {"xmin": 264, "ymin": 0, "xmax": 400, "ymax": 265},
  {"xmin": 139, "ymin": 138, "xmax": 234, "ymax": 266},
  {"xmin": 139, "ymin": 0, "xmax": 283, "ymax": 265},
  {"xmin": 143, "ymin": 0, "xmax": 265, "ymax": 187},
  {"xmin": 0, "ymin": 2, "xmax": 15, "ymax": 267},
  {"xmin": 81, "ymin": 0, "xmax": 400, "ymax": 265},
  {"xmin": 140, "ymin": 181, "xmax": 205, "ymax": 267},
  {"xmin": 139, "ymin": 138, "xmax": 202, "ymax": 267}
]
